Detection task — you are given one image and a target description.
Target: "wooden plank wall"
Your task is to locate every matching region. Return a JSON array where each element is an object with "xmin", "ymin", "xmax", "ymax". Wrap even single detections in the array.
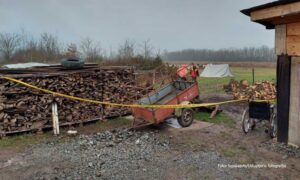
[
  {"xmin": 287, "ymin": 22, "xmax": 300, "ymax": 56},
  {"xmin": 275, "ymin": 22, "xmax": 300, "ymax": 56},
  {"xmin": 288, "ymin": 57, "xmax": 300, "ymax": 147},
  {"xmin": 275, "ymin": 24, "xmax": 287, "ymax": 55},
  {"xmin": 250, "ymin": 2, "xmax": 300, "ymax": 21}
]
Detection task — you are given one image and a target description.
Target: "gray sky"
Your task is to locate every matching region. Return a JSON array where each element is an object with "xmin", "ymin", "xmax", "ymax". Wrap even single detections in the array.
[{"xmin": 0, "ymin": 0, "xmax": 274, "ymax": 52}]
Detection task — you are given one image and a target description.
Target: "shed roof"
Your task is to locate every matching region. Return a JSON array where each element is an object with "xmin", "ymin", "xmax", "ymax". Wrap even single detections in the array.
[
  {"xmin": 241, "ymin": 0, "xmax": 300, "ymax": 29},
  {"xmin": 241, "ymin": 0, "xmax": 300, "ymax": 16}
]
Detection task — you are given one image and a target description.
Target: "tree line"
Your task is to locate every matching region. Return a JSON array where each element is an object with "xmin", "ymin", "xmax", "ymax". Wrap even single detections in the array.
[
  {"xmin": 0, "ymin": 30, "xmax": 275, "ymax": 67},
  {"xmin": 0, "ymin": 31, "xmax": 162, "ymax": 69},
  {"xmin": 162, "ymin": 46, "xmax": 275, "ymax": 62}
]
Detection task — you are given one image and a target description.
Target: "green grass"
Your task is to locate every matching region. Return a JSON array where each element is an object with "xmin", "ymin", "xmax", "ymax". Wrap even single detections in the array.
[
  {"xmin": 198, "ymin": 67, "xmax": 276, "ymax": 94},
  {"xmin": 221, "ymin": 145, "xmax": 248, "ymax": 158},
  {"xmin": 0, "ymin": 133, "xmax": 49, "ymax": 148},
  {"xmin": 194, "ymin": 111, "xmax": 235, "ymax": 128},
  {"xmin": 221, "ymin": 145, "xmax": 256, "ymax": 164}
]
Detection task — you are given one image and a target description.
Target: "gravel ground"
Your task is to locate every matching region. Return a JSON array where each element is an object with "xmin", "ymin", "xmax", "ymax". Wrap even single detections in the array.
[
  {"xmin": 1, "ymin": 128, "xmax": 253, "ymax": 180},
  {"xmin": 261, "ymin": 141, "xmax": 300, "ymax": 159}
]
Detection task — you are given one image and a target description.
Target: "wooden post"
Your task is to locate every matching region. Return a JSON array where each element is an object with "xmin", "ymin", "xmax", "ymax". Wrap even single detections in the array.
[
  {"xmin": 288, "ymin": 57, "xmax": 300, "ymax": 146},
  {"xmin": 277, "ymin": 55, "xmax": 291, "ymax": 143},
  {"xmin": 252, "ymin": 68, "xmax": 255, "ymax": 84},
  {"xmin": 152, "ymin": 70, "xmax": 156, "ymax": 85},
  {"xmin": 52, "ymin": 102, "xmax": 59, "ymax": 135}
]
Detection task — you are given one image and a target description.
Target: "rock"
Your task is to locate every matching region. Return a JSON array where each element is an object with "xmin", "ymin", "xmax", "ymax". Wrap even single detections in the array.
[
  {"xmin": 96, "ymin": 172, "xmax": 102, "ymax": 177},
  {"xmin": 88, "ymin": 162, "xmax": 93, "ymax": 167},
  {"xmin": 141, "ymin": 133, "xmax": 149, "ymax": 140},
  {"xmin": 89, "ymin": 141, "xmax": 94, "ymax": 145},
  {"xmin": 135, "ymin": 139, "xmax": 141, "ymax": 145},
  {"xmin": 67, "ymin": 130, "xmax": 77, "ymax": 135},
  {"xmin": 106, "ymin": 142, "xmax": 115, "ymax": 147}
]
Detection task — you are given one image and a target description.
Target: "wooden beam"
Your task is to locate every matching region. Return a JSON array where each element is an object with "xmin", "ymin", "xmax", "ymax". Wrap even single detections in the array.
[
  {"xmin": 287, "ymin": 22, "xmax": 300, "ymax": 56},
  {"xmin": 275, "ymin": 24, "xmax": 287, "ymax": 55},
  {"xmin": 267, "ymin": 13, "xmax": 300, "ymax": 26},
  {"xmin": 250, "ymin": 2, "xmax": 300, "ymax": 21},
  {"xmin": 277, "ymin": 55, "xmax": 291, "ymax": 143},
  {"xmin": 288, "ymin": 57, "xmax": 300, "ymax": 147}
]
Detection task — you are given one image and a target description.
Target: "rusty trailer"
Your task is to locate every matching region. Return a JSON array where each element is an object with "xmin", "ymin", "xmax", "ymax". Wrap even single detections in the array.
[{"xmin": 131, "ymin": 80, "xmax": 200, "ymax": 127}]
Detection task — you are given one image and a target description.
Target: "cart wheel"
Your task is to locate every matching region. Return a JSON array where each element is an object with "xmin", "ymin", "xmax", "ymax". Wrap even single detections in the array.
[
  {"xmin": 178, "ymin": 108, "xmax": 194, "ymax": 127},
  {"xmin": 242, "ymin": 107, "xmax": 255, "ymax": 134},
  {"xmin": 269, "ymin": 107, "xmax": 277, "ymax": 138}
]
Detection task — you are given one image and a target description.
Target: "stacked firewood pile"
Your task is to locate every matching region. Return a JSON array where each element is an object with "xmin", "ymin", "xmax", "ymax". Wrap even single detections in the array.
[
  {"xmin": 224, "ymin": 79, "xmax": 276, "ymax": 100},
  {"xmin": 0, "ymin": 66, "xmax": 152, "ymax": 134}
]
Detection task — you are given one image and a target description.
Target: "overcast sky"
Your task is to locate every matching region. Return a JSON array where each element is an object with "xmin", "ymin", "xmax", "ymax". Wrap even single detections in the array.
[{"xmin": 0, "ymin": 0, "xmax": 274, "ymax": 52}]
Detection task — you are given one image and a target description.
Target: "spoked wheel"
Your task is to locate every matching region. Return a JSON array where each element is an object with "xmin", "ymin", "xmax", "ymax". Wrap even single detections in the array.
[
  {"xmin": 178, "ymin": 108, "xmax": 194, "ymax": 127},
  {"xmin": 269, "ymin": 106, "xmax": 277, "ymax": 138},
  {"xmin": 242, "ymin": 107, "xmax": 255, "ymax": 134}
]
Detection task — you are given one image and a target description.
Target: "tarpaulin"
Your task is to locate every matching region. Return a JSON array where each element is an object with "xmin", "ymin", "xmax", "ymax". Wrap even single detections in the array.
[
  {"xmin": 177, "ymin": 64, "xmax": 188, "ymax": 77},
  {"xmin": 2, "ymin": 62, "xmax": 50, "ymax": 69},
  {"xmin": 200, "ymin": 64, "xmax": 233, "ymax": 77}
]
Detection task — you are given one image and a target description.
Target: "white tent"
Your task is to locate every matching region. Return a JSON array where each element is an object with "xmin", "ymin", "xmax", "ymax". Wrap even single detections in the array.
[{"xmin": 200, "ymin": 64, "xmax": 233, "ymax": 77}]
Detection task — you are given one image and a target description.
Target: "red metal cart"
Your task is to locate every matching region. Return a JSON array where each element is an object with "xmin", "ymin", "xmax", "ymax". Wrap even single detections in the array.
[{"xmin": 131, "ymin": 80, "xmax": 200, "ymax": 127}]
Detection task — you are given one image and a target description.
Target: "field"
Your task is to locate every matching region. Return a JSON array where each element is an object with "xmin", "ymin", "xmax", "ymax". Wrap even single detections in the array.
[
  {"xmin": 198, "ymin": 67, "xmax": 276, "ymax": 95},
  {"xmin": 166, "ymin": 61, "xmax": 276, "ymax": 68}
]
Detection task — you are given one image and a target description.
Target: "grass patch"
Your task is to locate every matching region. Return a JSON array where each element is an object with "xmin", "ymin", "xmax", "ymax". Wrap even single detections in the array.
[
  {"xmin": 221, "ymin": 145, "xmax": 255, "ymax": 163},
  {"xmin": 194, "ymin": 111, "xmax": 235, "ymax": 128},
  {"xmin": 221, "ymin": 145, "xmax": 248, "ymax": 158},
  {"xmin": 0, "ymin": 133, "xmax": 49, "ymax": 149},
  {"xmin": 185, "ymin": 138, "xmax": 208, "ymax": 150},
  {"xmin": 97, "ymin": 116, "xmax": 132, "ymax": 130},
  {"xmin": 198, "ymin": 67, "xmax": 276, "ymax": 94}
]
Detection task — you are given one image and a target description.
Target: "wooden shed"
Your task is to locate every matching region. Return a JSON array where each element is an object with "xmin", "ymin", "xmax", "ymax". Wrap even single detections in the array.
[{"xmin": 242, "ymin": 0, "xmax": 300, "ymax": 147}]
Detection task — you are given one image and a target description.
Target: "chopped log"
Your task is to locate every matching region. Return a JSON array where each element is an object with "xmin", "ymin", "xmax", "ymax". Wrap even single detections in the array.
[
  {"xmin": 209, "ymin": 105, "xmax": 220, "ymax": 119},
  {"xmin": 224, "ymin": 80, "xmax": 276, "ymax": 100},
  {"xmin": 0, "ymin": 66, "xmax": 152, "ymax": 134}
]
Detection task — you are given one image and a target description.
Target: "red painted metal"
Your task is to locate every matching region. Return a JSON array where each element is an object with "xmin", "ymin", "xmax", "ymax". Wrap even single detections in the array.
[{"xmin": 132, "ymin": 81, "xmax": 200, "ymax": 125}]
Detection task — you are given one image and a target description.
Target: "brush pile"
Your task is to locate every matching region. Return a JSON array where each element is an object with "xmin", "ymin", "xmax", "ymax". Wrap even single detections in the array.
[
  {"xmin": 0, "ymin": 65, "xmax": 152, "ymax": 135},
  {"xmin": 224, "ymin": 79, "xmax": 276, "ymax": 100}
]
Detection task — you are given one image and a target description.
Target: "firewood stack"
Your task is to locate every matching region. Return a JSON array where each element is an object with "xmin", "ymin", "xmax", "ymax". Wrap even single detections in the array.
[
  {"xmin": 0, "ymin": 66, "xmax": 152, "ymax": 134},
  {"xmin": 224, "ymin": 79, "xmax": 276, "ymax": 100}
]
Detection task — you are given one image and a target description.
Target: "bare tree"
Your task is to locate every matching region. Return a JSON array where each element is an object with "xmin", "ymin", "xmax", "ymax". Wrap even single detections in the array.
[
  {"xmin": 80, "ymin": 37, "xmax": 102, "ymax": 62},
  {"xmin": 23, "ymin": 38, "xmax": 39, "ymax": 61},
  {"xmin": 66, "ymin": 43, "xmax": 78, "ymax": 58},
  {"xmin": 18, "ymin": 29, "xmax": 39, "ymax": 61},
  {"xmin": 140, "ymin": 39, "xmax": 153, "ymax": 59},
  {"xmin": 38, "ymin": 33, "xmax": 60, "ymax": 61},
  {"xmin": 0, "ymin": 32, "xmax": 21, "ymax": 61},
  {"xmin": 118, "ymin": 39, "xmax": 135, "ymax": 59}
]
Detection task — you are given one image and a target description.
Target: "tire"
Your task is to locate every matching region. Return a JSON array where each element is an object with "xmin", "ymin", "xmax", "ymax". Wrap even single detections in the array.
[
  {"xmin": 61, "ymin": 58, "xmax": 84, "ymax": 69},
  {"xmin": 177, "ymin": 108, "xmax": 194, "ymax": 127},
  {"xmin": 269, "ymin": 106, "xmax": 277, "ymax": 138},
  {"xmin": 242, "ymin": 107, "xmax": 255, "ymax": 134}
]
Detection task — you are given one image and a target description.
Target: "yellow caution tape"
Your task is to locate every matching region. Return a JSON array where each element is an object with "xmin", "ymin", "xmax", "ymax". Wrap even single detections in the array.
[
  {"xmin": 0, "ymin": 76, "xmax": 275, "ymax": 109},
  {"xmin": 252, "ymin": 99, "xmax": 276, "ymax": 103}
]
